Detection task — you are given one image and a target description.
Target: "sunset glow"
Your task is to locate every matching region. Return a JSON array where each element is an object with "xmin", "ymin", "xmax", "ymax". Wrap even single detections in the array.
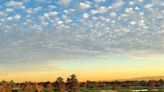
[{"xmin": 0, "ymin": 0, "xmax": 163, "ymax": 82}]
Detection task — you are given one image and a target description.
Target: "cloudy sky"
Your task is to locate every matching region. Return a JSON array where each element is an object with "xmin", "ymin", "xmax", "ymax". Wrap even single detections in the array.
[{"xmin": 0, "ymin": 0, "xmax": 164, "ymax": 82}]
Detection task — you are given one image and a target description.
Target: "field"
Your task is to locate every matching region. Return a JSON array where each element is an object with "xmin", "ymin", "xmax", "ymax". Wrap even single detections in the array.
[{"xmin": 11, "ymin": 86, "xmax": 164, "ymax": 92}]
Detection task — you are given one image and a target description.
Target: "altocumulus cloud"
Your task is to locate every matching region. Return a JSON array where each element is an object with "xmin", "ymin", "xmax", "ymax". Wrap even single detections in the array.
[{"xmin": 0, "ymin": 0, "xmax": 163, "ymax": 67}]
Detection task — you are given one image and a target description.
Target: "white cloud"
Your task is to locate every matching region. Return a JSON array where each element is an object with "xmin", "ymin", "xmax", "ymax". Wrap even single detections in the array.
[
  {"xmin": 79, "ymin": 2, "xmax": 91, "ymax": 9},
  {"xmin": 14, "ymin": 15, "xmax": 21, "ymax": 20},
  {"xmin": 139, "ymin": 19, "xmax": 145, "ymax": 27},
  {"xmin": 7, "ymin": 16, "xmax": 13, "ymax": 21},
  {"xmin": 110, "ymin": 12, "xmax": 117, "ymax": 17},
  {"xmin": 125, "ymin": 7, "xmax": 134, "ymax": 13},
  {"xmin": 96, "ymin": 6, "xmax": 108, "ymax": 13},
  {"xmin": 95, "ymin": 0, "xmax": 106, "ymax": 3},
  {"xmin": 129, "ymin": 1, "xmax": 135, "ymax": 5},
  {"xmin": 138, "ymin": 0, "xmax": 143, "ymax": 3},
  {"xmin": 43, "ymin": 11, "xmax": 58, "ymax": 18},
  {"xmin": 0, "ymin": 0, "xmax": 163, "ymax": 62},
  {"xmin": 0, "ymin": 11, "xmax": 5, "ymax": 15},
  {"xmin": 83, "ymin": 13, "xmax": 89, "ymax": 19},
  {"xmin": 34, "ymin": 6, "xmax": 42, "ymax": 11},
  {"xmin": 59, "ymin": 0, "xmax": 71, "ymax": 4},
  {"xmin": 26, "ymin": 9, "xmax": 33, "ymax": 14},
  {"xmin": 44, "ymin": 13, "xmax": 49, "ymax": 18},
  {"xmin": 91, "ymin": 10, "xmax": 99, "ymax": 14},
  {"xmin": 112, "ymin": 0, "xmax": 124, "ymax": 8},
  {"xmin": 5, "ymin": 1, "xmax": 24, "ymax": 7},
  {"xmin": 57, "ymin": 20, "xmax": 64, "ymax": 25},
  {"xmin": 5, "ymin": 8, "xmax": 14, "ymax": 12},
  {"xmin": 134, "ymin": 6, "xmax": 140, "ymax": 10},
  {"xmin": 49, "ymin": 11, "xmax": 58, "ymax": 16},
  {"xmin": 161, "ymin": 3, "xmax": 164, "ymax": 6},
  {"xmin": 130, "ymin": 21, "xmax": 136, "ymax": 25},
  {"xmin": 144, "ymin": 4, "xmax": 153, "ymax": 9}
]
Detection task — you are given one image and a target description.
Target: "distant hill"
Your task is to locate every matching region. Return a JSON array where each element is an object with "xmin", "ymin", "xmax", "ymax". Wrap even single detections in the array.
[{"xmin": 131, "ymin": 76, "xmax": 164, "ymax": 81}]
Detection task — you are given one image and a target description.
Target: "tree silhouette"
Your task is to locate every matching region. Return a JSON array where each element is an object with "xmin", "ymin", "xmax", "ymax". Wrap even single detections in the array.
[
  {"xmin": 112, "ymin": 81, "xmax": 119, "ymax": 91},
  {"xmin": 67, "ymin": 74, "xmax": 79, "ymax": 92},
  {"xmin": 0, "ymin": 81, "xmax": 7, "ymax": 92},
  {"xmin": 55, "ymin": 77, "xmax": 66, "ymax": 92},
  {"xmin": 148, "ymin": 80, "xmax": 156, "ymax": 92},
  {"xmin": 34, "ymin": 83, "xmax": 44, "ymax": 92},
  {"xmin": 23, "ymin": 82, "xmax": 33, "ymax": 92},
  {"xmin": 46, "ymin": 82, "xmax": 53, "ymax": 92}
]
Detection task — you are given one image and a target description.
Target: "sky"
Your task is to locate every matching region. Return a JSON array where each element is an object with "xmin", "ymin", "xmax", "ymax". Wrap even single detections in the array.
[{"xmin": 0, "ymin": 0, "xmax": 164, "ymax": 82}]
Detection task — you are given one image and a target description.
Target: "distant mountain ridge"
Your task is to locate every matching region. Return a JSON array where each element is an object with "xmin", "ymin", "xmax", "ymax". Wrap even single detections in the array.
[{"xmin": 131, "ymin": 76, "xmax": 164, "ymax": 81}]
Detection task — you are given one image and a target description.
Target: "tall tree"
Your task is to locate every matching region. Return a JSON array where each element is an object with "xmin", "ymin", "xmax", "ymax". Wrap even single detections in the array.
[
  {"xmin": 67, "ymin": 74, "xmax": 79, "ymax": 92},
  {"xmin": 55, "ymin": 77, "xmax": 66, "ymax": 92}
]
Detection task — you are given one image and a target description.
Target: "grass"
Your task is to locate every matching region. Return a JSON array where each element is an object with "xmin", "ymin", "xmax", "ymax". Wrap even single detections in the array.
[{"xmin": 12, "ymin": 86, "xmax": 164, "ymax": 92}]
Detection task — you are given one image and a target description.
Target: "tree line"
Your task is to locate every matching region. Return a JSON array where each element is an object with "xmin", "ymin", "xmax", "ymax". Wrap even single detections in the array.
[
  {"xmin": 0, "ymin": 74, "xmax": 79, "ymax": 92},
  {"xmin": 1, "ymin": 74, "xmax": 164, "ymax": 92}
]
